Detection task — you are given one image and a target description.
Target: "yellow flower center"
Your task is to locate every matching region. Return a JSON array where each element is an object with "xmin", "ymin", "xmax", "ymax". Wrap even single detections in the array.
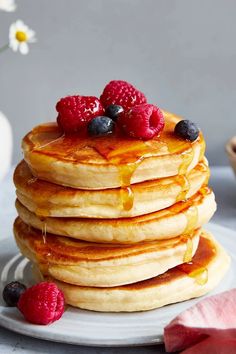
[{"xmin": 15, "ymin": 31, "xmax": 27, "ymax": 42}]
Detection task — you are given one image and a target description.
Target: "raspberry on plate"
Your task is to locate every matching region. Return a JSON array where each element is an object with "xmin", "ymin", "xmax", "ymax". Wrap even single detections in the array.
[
  {"xmin": 56, "ymin": 95, "xmax": 104, "ymax": 133},
  {"xmin": 18, "ymin": 282, "xmax": 64, "ymax": 325},
  {"xmin": 100, "ymin": 80, "xmax": 147, "ymax": 111},
  {"xmin": 118, "ymin": 103, "xmax": 165, "ymax": 140}
]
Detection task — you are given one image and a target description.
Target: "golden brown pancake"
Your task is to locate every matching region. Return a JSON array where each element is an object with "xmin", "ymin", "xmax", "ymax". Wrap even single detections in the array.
[
  {"xmin": 14, "ymin": 217, "xmax": 201, "ymax": 287},
  {"xmin": 42, "ymin": 231, "xmax": 230, "ymax": 312},
  {"xmin": 14, "ymin": 159, "xmax": 209, "ymax": 218},
  {"xmin": 15, "ymin": 187, "xmax": 216, "ymax": 243},
  {"xmin": 22, "ymin": 111, "xmax": 205, "ymax": 190}
]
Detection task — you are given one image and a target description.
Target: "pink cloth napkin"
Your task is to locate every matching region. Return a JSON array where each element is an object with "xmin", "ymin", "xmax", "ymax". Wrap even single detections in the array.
[{"xmin": 164, "ymin": 289, "xmax": 236, "ymax": 353}]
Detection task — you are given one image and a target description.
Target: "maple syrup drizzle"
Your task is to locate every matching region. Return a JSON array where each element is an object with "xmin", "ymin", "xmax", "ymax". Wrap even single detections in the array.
[
  {"xmin": 183, "ymin": 236, "xmax": 193, "ymax": 263},
  {"xmin": 184, "ymin": 205, "xmax": 198, "ymax": 234},
  {"xmin": 195, "ymin": 159, "xmax": 210, "ymax": 187},
  {"xmin": 178, "ymin": 147, "xmax": 194, "ymax": 175},
  {"xmin": 117, "ymin": 160, "xmax": 142, "ymax": 211},
  {"xmin": 178, "ymin": 262, "xmax": 208, "ymax": 286},
  {"xmin": 180, "ymin": 228, "xmax": 210, "ymax": 286},
  {"xmin": 196, "ymin": 160, "xmax": 210, "ymax": 186},
  {"xmin": 199, "ymin": 137, "xmax": 206, "ymax": 161},
  {"xmin": 26, "ymin": 118, "xmax": 205, "ymax": 212},
  {"xmin": 175, "ymin": 175, "xmax": 190, "ymax": 202},
  {"xmin": 188, "ymin": 266, "xmax": 208, "ymax": 285},
  {"xmin": 196, "ymin": 160, "xmax": 208, "ymax": 173},
  {"xmin": 198, "ymin": 186, "xmax": 211, "ymax": 200},
  {"xmin": 178, "ymin": 184, "xmax": 211, "ymax": 264},
  {"xmin": 41, "ymin": 220, "xmax": 47, "ymax": 244},
  {"xmin": 42, "ymin": 228, "xmax": 47, "ymax": 244},
  {"xmin": 35, "ymin": 207, "xmax": 50, "ymax": 218},
  {"xmin": 39, "ymin": 219, "xmax": 52, "ymax": 274},
  {"xmin": 120, "ymin": 187, "xmax": 134, "ymax": 211},
  {"xmin": 181, "ymin": 205, "xmax": 198, "ymax": 263},
  {"xmin": 28, "ymin": 119, "xmax": 204, "ymax": 168}
]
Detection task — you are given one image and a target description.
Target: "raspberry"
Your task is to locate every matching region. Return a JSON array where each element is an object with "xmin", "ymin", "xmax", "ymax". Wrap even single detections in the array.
[
  {"xmin": 118, "ymin": 104, "xmax": 165, "ymax": 140},
  {"xmin": 100, "ymin": 80, "xmax": 147, "ymax": 111},
  {"xmin": 18, "ymin": 282, "xmax": 64, "ymax": 325},
  {"xmin": 56, "ymin": 95, "xmax": 104, "ymax": 133}
]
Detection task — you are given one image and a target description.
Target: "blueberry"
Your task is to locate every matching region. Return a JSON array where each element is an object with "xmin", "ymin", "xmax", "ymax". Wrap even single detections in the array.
[
  {"xmin": 88, "ymin": 116, "xmax": 115, "ymax": 136},
  {"xmin": 174, "ymin": 120, "xmax": 199, "ymax": 142},
  {"xmin": 3, "ymin": 281, "xmax": 27, "ymax": 307},
  {"xmin": 105, "ymin": 104, "xmax": 124, "ymax": 121}
]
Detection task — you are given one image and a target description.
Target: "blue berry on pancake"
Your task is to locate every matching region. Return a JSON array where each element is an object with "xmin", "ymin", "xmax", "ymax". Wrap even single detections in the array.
[
  {"xmin": 88, "ymin": 116, "xmax": 115, "ymax": 136},
  {"xmin": 105, "ymin": 104, "xmax": 124, "ymax": 121},
  {"xmin": 174, "ymin": 120, "xmax": 199, "ymax": 142}
]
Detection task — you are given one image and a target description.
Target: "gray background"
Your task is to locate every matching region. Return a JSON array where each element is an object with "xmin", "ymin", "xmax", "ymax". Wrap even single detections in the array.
[{"xmin": 0, "ymin": 0, "xmax": 235, "ymax": 165}]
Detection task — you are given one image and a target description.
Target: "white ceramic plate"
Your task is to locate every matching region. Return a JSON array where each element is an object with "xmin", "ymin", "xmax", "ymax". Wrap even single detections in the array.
[{"xmin": 0, "ymin": 223, "xmax": 235, "ymax": 347}]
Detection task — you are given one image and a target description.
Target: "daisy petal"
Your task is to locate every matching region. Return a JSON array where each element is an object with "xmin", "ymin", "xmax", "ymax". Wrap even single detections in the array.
[
  {"xmin": 9, "ymin": 39, "xmax": 19, "ymax": 52},
  {"xmin": 9, "ymin": 23, "xmax": 17, "ymax": 37},
  {"xmin": 27, "ymin": 29, "xmax": 36, "ymax": 40},
  {"xmin": 19, "ymin": 42, "xmax": 29, "ymax": 55},
  {"xmin": 20, "ymin": 24, "xmax": 28, "ymax": 32},
  {"xmin": 28, "ymin": 36, "xmax": 37, "ymax": 43},
  {"xmin": 15, "ymin": 20, "xmax": 24, "ymax": 28},
  {"xmin": 28, "ymin": 29, "xmax": 35, "ymax": 37}
]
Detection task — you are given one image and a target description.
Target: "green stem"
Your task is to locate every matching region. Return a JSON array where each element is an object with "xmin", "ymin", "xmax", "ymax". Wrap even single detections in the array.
[{"xmin": 0, "ymin": 44, "xmax": 9, "ymax": 54}]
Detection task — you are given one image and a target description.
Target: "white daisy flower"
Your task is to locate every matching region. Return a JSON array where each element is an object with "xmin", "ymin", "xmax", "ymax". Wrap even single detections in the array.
[
  {"xmin": 9, "ymin": 20, "xmax": 36, "ymax": 55},
  {"xmin": 0, "ymin": 0, "xmax": 16, "ymax": 12}
]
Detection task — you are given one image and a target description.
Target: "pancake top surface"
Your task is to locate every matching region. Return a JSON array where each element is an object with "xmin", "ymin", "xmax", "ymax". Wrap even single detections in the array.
[
  {"xmin": 14, "ymin": 217, "xmax": 200, "ymax": 264},
  {"xmin": 22, "ymin": 111, "xmax": 204, "ymax": 166}
]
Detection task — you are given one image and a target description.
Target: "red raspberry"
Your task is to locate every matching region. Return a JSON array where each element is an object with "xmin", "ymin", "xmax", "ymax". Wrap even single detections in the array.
[
  {"xmin": 17, "ymin": 282, "xmax": 64, "ymax": 325},
  {"xmin": 56, "ymin": 95, "xmax": 104, "ymax": 133},
  {"xmin": 100, "ymin": 80, "xmax": 147, "ymax": 110},
  {"xmin": 118, "ymin": 104, "xmax": 165, "ymax": 140}
]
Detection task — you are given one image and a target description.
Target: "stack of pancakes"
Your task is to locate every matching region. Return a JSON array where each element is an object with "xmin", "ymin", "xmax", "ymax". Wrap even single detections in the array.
[{"xmin": 13, "ymin": 111, "xmax": 230, "ymax": 312}]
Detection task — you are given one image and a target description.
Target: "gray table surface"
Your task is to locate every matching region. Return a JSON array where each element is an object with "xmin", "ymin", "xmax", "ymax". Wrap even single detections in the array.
[{"xmin": 0, "ymin": 166, "xmax": 235, "ymax": 354}]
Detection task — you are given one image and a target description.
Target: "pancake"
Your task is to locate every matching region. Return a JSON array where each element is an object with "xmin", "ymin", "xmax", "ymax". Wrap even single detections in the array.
[
  {"xmin": 22, "ymin": 111, "xmax": 205, "ymax": 190},
  {"xmin": 14, "ymin": 159, "xmax": 209, "ymax": 218},
  {"xmin": 42, "ymin": 231, "xmax": 230, "ymax": 312},
  {"xmin": 14, "ymin": 217, "xmax": 200, "ymax": 287},
  {"xmin": 16, "ymin": 187, "xmax": 216, "ymax": 243}
]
